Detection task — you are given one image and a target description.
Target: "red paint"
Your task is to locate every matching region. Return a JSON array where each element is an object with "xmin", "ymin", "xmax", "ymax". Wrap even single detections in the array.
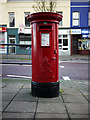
[
  {"xmin": 27, "ymin": 12, "xmax": 62, "ymax": 83},
  {"xmin": 71, "ymin": 35, "xmax": 73, "ymax": 56},
  {"xmin": 78, "ymin": 50, "xmax": 90, "ymax": 55},
  {"xmin": 0, "ymin": 27, "xmax": 7, "ymax": 32}
]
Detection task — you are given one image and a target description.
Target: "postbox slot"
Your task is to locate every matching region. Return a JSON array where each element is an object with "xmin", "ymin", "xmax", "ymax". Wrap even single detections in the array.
[{"xmin": 39, "ymin": 26, "xmax": 52, "ymax": 30}]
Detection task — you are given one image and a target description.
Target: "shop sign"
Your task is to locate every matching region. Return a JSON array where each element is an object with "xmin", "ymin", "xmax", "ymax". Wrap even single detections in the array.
[
  {"xmin": 81, "ymin": 29, "xmax": 88, "ymax": 34},
  {"xmin": 0, "ymin": 27, "xmax": 7, "ymax": 32},
  {"xmin": 82, "ymin": 34, "xmax": 88, "ymax": 38},
  {"xmin": 18, "ymin": 24, "xmax": 25, "ymax": 33},
  {"xmin": 58, "ymin": 29, "xmax": 70, "ymax": 34},
  {"xmin": 71, "ymin": 29, "xmax": 81, "ymax": 34}
]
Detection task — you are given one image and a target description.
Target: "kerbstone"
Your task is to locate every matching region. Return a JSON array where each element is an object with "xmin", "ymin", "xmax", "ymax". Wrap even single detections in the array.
[
  {"xmin": 35, "ymin": 113, "xmax": 68, "ymax": 119},
  {"xmin": 2, "ymin": 113, "xmax": 34, "ymax": 119}
]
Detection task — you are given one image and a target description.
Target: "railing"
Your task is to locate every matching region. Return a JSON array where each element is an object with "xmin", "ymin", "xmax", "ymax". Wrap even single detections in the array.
[{"xmin": 0, "ymin": 43, "xmax": 32, "ymax": 60}]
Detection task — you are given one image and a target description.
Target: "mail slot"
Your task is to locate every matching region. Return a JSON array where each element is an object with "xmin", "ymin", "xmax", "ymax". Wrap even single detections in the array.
[{"xmin": 27, "ymin": 12, "xmax": 62, "ymax": 97}]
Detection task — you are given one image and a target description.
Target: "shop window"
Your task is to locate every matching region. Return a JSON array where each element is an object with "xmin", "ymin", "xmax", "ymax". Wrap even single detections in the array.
[
  {"xmin": 58, "ymin": 35, "xmax": 68, "ymax": 50},
  {"xmin": 73, "ymin": 12, "xmax": 79, "ymax": 26},
  {"xmin": 57, "ymin": 11, "xmax": 63, "ymax": 26},
  {"xmin": 25, "ymin": 12, "xmax": 30, "ymax": 27},
  {"xmin": 9, "ymin": 12, "xmax": 15, "ymax": 27},
  {"xmin": 19, "ymin": 34, "xmax": 31, "ymax": 50},
  {"xmin": 88, "ymin": 12, "xmax": 90, "ymax": 26},
  {"xmin": 0, "ymin": 33, "xmax": 5, "ymax": 53},
  {"xmin": 78, "ymin": 39, "xmax": 90, "ymax": 50}
]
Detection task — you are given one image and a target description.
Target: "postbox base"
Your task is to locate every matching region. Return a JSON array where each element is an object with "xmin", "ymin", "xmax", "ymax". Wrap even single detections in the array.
[{"xmin": 31, "ymin": 81, "xmax": 59, "ymax": 98}]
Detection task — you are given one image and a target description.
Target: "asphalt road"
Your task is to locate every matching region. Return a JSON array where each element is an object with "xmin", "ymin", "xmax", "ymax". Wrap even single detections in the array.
[{"xmin": 1, "ymin": 62, "xmax": 88, "ymax": 81}]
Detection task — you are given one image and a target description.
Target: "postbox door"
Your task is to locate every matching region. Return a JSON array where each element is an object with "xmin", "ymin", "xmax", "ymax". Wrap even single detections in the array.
[{"xmin": 36, "ymin": 29, "xmax": 58, "ymax": 83}]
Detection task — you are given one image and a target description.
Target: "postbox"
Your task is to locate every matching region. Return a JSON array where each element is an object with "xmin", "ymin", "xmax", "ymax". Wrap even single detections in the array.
[{"xmin": 27, "ymin": 12, "xmax": 62, "ymax": 97}]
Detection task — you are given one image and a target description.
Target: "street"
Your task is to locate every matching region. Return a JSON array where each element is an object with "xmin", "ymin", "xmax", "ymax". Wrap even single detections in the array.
[{"xmin": 2, "ymin": 62, "xmax": 88, "ymax": 81}]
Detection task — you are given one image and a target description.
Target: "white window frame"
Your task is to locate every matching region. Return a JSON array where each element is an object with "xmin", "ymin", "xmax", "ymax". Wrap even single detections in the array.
[
  {"xmin": 73, "ymin": 12, "xmax": 79, "ymax": 26},
  {"xmin": 88, "ymin": 12, "xmax": 90, "ymax": 26}
]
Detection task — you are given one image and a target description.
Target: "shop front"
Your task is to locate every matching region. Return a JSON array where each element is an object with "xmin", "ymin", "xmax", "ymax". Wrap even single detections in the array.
[
  {"xmin": 71, "ymin": 29, "xmax": 90, "ymax": 55},
  {"xmin": 0, "ymin": 26, "xmax": 7, "ymax": 54},
  {"xmin": 58, "ymin": 29, "xmax": 70, "ymax": 55},
  {"xmin": 18, "ymin": 26, "xmax": 31, "ymax": 54},
  {"xmin": 7, "ymin": 28, "xmax": 18, "ymax": 54}
]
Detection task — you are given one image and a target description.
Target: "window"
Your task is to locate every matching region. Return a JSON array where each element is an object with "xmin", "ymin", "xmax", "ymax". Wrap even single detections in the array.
[
  {"xmin": 78, "ymin": 39, "xmax": 90, "ymax": 50},
  {"xmin": 9, "ymin": 12, "xmax": 15, "ymax": 27},
  {"xmin": 58, "ymin": 35, "xmax": 68, "ymax": 50},
  {"xmin": 25, "ymin": 12, "xmax": 30, "ymax": 27},
  {"xmin": 19, "ymin": 34, "xmax": 31, "ymax": 50},
  {"xmin": 57, "ymin": 12, "xmax": 63, "ymax": 26},
  {"xmin": 73, "ymin": 12, "xmax": 79, "ymax": 26},
  {"xmin": 88, "ymin": 12, "xmax": 90, "ymax": 26},
  {"xmin": 8, "ymin": 35, "xmax": 16, "ymax": 53}
]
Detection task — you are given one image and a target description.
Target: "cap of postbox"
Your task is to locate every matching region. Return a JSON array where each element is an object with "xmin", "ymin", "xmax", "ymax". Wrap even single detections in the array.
[{"xmin": 27, "ymin": 12, "xmax": 63, "ymax": 24}]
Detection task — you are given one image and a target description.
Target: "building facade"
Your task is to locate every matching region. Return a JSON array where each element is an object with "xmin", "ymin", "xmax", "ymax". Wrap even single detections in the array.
[
  {"xmin": 0, "ymin": 0, "xmax": 71, "ymax": 55},
  {"xmin": 70, "ymin": 0, "xmax": 90, "ymax": 55}
]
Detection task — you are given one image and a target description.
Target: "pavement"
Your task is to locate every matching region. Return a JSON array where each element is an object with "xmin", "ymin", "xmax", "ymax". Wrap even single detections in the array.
[{"xmin": 1, "ymin": 78, "xmax": 89, "ymax": 120}]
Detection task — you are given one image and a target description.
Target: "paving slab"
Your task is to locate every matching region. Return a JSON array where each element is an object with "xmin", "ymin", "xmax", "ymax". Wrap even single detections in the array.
[
  {"xmin": 14, "ymin": 89, "xmax": 38, "ymax": 102},
  {"xmin": 2, "ymin": 101, "xmax": 10, "ymax": 111},
  {"xmin": 37, "ymin": 102, "xmax": 67, "ymax": 114},
  {"xmin": 5, "ymin": 101, "xmax": 37, "ymax": 113},
  {"xmin": 2, "ymin": 93, "xmax": 15, "ymax": 101},
  {"xmin": 35, "ymin": 113, "xmax": 69, "ymax": 119},
  {"xmin": 62, "ymin": 95, "xmax": 88, "ymax": 103},
  {"xmin": 2, "ymin": 87, "xmax": 21, "ymax": 94},
  {"xmin": 39, "ymin": 96, "xmax": 63, "ymax": 103},
  {"xmin": 2, "ymin": 113, "xmax": 34, "ymax": 119},
  {"xmin": 23, "ymin": 82, "xmax": 31, "ymax": 89},
  {"xmin": 65, "ymin": 103, "xmax": 88, "ymax": 115}
]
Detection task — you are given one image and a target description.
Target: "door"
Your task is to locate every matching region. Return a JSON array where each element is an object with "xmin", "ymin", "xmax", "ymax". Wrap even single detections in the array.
[
  {"xmin": 72, "ymin": 35, "xmax": 78, "ymax": 54},
  {"xmin": 9, "ymin": 38, "xmax": 16, "ymax": 53}
]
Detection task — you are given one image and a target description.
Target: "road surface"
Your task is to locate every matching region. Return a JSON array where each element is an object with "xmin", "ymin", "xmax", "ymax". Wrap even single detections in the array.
[{"xmin": 1, "ymin": 62, "xmax": 89, "ymax": 81}]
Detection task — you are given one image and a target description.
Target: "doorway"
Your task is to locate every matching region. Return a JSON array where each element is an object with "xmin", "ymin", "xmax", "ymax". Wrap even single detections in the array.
[{"xmin": 9, "ymin": 37, "xmax": 16, "ymax": 53}]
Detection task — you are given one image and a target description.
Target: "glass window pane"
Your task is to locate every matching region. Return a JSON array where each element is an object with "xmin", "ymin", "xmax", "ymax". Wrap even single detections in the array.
[
  {"xmin": 9, "ymin": 12, "xmax": 15, "ymax": 27},
  {"xmin": 59, "ymin": 39, "xmax": 62, "ymax": 44},
  {"xmin": 89, "ymin": 12, "xmax": 90, "ymax": 18},
  {"xmin": 63, "ymin": 48, "xmax": 68, "ymax": 50},
  {"xmin": 63, "ymin": 39, "xmax": 68, "ymax": 46},
  {"xmin": 63, "ymin": 35, "xmax": 67, "ymax": 38},
  {"xmin": 73, "ymin": 20, "xmax": 79, "ymax": 26},
  {"xmin": 73, "ymin": 12, "xmax": 79, "ymax": 19},
  {"xmin": 89, "ymin": 20, "xmax": 90, "ymax": 26},
  {"xmin": 25, "ymin": 12, "xmax": 30, "ymax": 27}
]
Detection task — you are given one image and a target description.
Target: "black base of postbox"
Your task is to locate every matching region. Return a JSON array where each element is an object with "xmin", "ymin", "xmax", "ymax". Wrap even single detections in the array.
[{"xmin": 31, "ymin": 81, "xmax": 59, "ymax": 98}]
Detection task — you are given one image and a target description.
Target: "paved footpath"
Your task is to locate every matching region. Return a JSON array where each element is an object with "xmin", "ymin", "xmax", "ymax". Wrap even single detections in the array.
[{"xmin": 1, "ymin": 78, "xmax": 89, "ymax": 120}]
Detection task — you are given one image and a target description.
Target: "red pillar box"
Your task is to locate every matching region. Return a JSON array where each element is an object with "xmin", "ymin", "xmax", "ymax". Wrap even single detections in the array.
[{"xmin": 27, "ymin": 12, "xmax": 62, "ymax": 97}]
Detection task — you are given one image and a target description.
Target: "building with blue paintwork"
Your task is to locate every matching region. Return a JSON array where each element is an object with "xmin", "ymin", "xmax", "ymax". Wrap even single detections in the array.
[{"xmin": 70, "ymin": 0, "xmax": 90, "ymax": 55}]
